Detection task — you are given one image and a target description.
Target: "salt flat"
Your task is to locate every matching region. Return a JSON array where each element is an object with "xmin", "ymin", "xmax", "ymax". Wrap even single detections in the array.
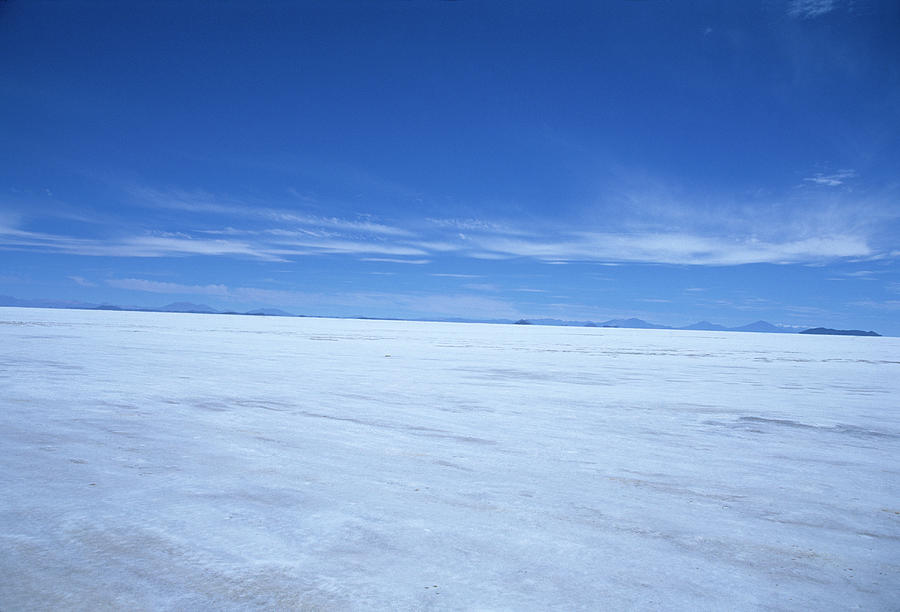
[{"xmin": 1, "ymin": 307, "xmax": 898, "ymax": 611}]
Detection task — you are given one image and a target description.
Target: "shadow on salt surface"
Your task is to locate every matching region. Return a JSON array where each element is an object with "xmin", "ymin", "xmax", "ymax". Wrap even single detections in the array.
[
  {"xmin": 453, "ymin": 366, "xmax": 555, "ymax": 381},
  {"xmin": 603, "ymin": 475, "xmax": 747, "ymax": 502},
  {"xmin": 8, "ymin": 523, "xmax": 354, "ymax": 610},
  {"xmin": 227, "ymin": 403, "xmax": 501, "ymax": 447},
  {"xmin": 707, "ymin": 416, "xmax": 899, "ymax": 440},
  {"xmin": 453, "ymin": 366, "xmax": 640, "ymax": 387},
  {"xmin": 555, "ymin": 506, "xmax": 837, "ymax": 587},
  {"xmin": 295, "ymin": 409, "xmax": 499, "ymax": 445},
  {"xmin": 0, "ymin": 357, "xmax": 84, "ymax": 371},
  {"xmin": 184, "ymin": 398, "xmax": 296, "ymax": 413}
]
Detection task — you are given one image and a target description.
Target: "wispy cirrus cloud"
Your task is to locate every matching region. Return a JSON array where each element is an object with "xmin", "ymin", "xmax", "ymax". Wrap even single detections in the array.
[
  {"xmin": 0, "ymin": 212, "xmax": 879, "ymax": 266},
  {"xmin": 0, "ymin": 220, "xmax": 289, "ymax": 261},
  {"xmin": 463, "ymin": 283, "xmax": 501, "ymax": 292},
  {"xmin": 464, "ymin": 232, "xmax": 871, "ymax": 266},
  {"xmin": 360, "ymin": 257, "xmax": 431, "ymax": 264},
  {"xmin": 266, "ymin": 237, "xmax": 427, "ymax": 257},
  {"xmin": 68, "ymin": 275, "xmax": 96, "ymax": 287},
  {"xmin": 788, "ymin": 0, "xmax": 839, "ymax": 19},
  {"xmin": 827, "ymin": 269, "xmax": 879, "ymax": 281},
  {"xmin": 0, "ymin": 222, "xmax": 417, "ymax": 263},
  {"xmin": 120, "ymin": 236, "xmax": 287, "ymax": 260},
  {"xmin": 130, "ymin": 186, "xmax": 413, "ymax": 236},
  {"xmin": 426, "ymin": 217, "xmax": 532, "ymax": 236},
  {"xmin": 803, "ymin": 169, "xmax": 856, "ymax": 186},
  {"xmin": 5, "ymin": 174, "xmax": 894, "ymax": 268}
]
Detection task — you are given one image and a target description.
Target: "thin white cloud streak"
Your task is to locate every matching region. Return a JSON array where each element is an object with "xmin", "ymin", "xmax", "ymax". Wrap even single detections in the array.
[
  {"xmin": 0, "ymin": 223, "xmax": 289, "ymax": 261},
  {"xmin": 803, "ymin": 169, "xmax": 856, "ymax": 186},
  {"xmin": 128, "ymin": 177, "xmax": 899, "ymax": 267},
  {"xmin": 120, "ymin": 236, "xmax": 287, "ymax": 261},
  {"xmin": 467, "ymin": 232, "xmax": 871, "ymax": 265},
  {"xmin": 0, "ymin": 224, "xmax": 91, "ymax": 246},
  {"xmin": 827, "ymin": 270, "xmax": 879, "ymax": 281},
  {"xmin": 463, "ymin": 283, "xmax": 501, "ymax": 292},
  {"xmin": 130, "ymin": 187, "xmax": 412, "ymax": 236},
  {"xmin": 842, "ymin": 270, "xmax": 877, "ymax": 277},
  {"xmin": 426, "ymin": 218, "xmax": 533, "ymax": 237},
  {"xmin": 68, "ymin": 275, "xmax": 96, "ymax": 287},
  {"xmin": 0, "ymin": 221, "xmax": 877, "ymax": 266},
  {"xmin": 267, "ymin": 212, "xmax": 412, "ymax": 237},
  {"xmin": 360, "ymin": 258, "xmax": 431, "ymax": 264},
  {"xmin": 0, "ymin": 224, "xmax": 421, "ymax": 262},
  {"xmin": 268, "ymin": 237, "xmax": 427, "ymax": 257},
  {"xmin": 6, "ymin": 175, "xmax": 894, "ymax": 267},
  {"xmin": 788, "ymin": 0, "xmax": 838, "ymax": 19},
  {"xmin": 412, "ymin": 240, "xmax": 468, "ymax": 252}
]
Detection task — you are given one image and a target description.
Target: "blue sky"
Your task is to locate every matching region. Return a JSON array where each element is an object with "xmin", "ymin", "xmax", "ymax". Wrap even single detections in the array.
[{"xmin": 2, "ymin": 0, "xmax": 899, "ymax": 332}]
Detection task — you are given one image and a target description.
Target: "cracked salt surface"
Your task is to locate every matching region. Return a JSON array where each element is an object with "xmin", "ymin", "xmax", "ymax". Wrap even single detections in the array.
[{"xmin": 1, "ymin": 307, "xmax": 898, "ymax": 610}]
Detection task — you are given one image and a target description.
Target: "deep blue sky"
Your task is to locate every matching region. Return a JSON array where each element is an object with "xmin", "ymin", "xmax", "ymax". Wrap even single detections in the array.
[{"xmin": 2, "ymin": 0, "xmax": 899, "ymax": 332}]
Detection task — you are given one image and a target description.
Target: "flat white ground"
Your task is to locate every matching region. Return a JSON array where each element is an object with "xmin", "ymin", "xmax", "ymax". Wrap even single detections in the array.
[{"xmin": 1, "ymin": 307, "xmax": 898, "ymax": 610}]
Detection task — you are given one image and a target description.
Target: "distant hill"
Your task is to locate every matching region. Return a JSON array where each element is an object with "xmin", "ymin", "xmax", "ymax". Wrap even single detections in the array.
[
  {"xmin": 245, "ymin": 308, "xmax": 294, "ymax": 317},
  {"xmin": 727, "ymin": 320, "xmax": 788, "ymax": 333},
  {"xmin": 800, "ymin": 327, "xmax": 881, "ymax": 337},
  {"xmin": 155, "ymin": 302, "xmax": 220, "ymax": 314},
  {"xmin": 681, "ymin": 320, "xmax": 728, "ymax": 331},
  {"xmin": 592, "ymin": 318, "xmax": 789, "ymax": 333},
  {"xmin": 0, "ymin": 295, "xmax": 888, "ymax": 336},
  {"xmin": 0, "ymin": 295, "xmax": 99, "ymax": 310},
  {"xmin": 526, "ymin": 318, "xmax": 594, "ymax": 327},
  {"xmin": 599, "ymin": 318, "xmax": 671, "ymax": 329}
]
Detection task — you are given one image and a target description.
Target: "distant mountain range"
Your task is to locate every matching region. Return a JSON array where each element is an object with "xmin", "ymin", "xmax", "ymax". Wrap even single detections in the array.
[
  {"xmin": 500, "ymin": 316, "xmax": 793, "ymax": 333},
  {"xmin": 0, "ymin": 295, "xmax": 882, "ymax": 336},
  {"xmin": 0, "ymin": 296, "xmax": 297, "ymax": 318},
  {"xmin": 152, "ymin": 301, "xmax": 220, "ymax": 314},
  {"xmin": 799, "ymin": 327, "xmax": 881, "ymax": 337}
]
